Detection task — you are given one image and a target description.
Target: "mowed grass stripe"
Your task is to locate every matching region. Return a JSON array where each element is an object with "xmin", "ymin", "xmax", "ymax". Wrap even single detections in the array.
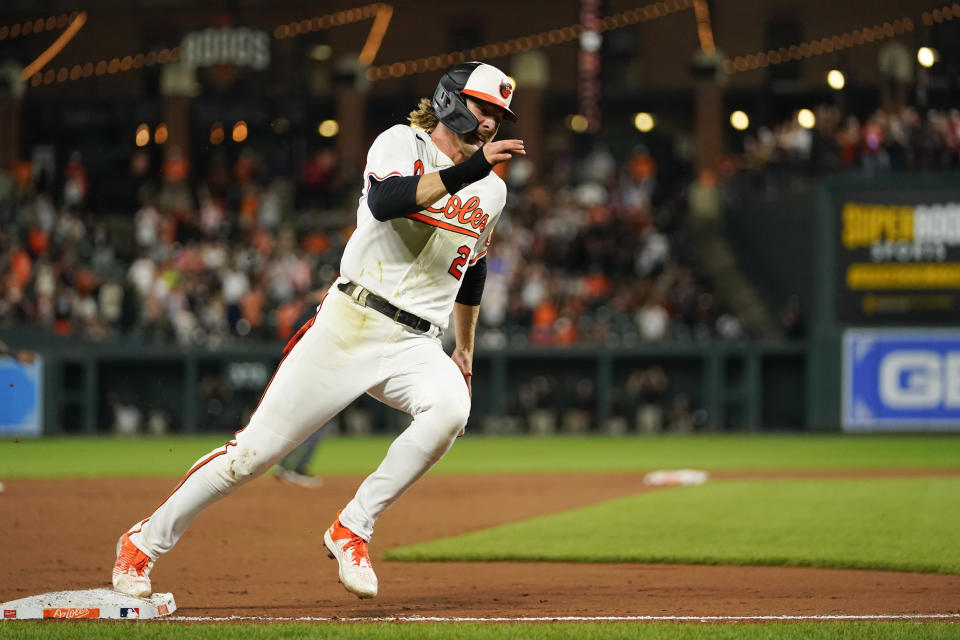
[
  {"xmin": 2, "ymin": 434, "xmax": 959, "ymax": 478},
  {"xmin": 4, "ymin": 622, "xmax": 960, "ymax": 640},
  {"xmin": 386, "ymin": 477, "xmax": 960, "ymax": 574}
]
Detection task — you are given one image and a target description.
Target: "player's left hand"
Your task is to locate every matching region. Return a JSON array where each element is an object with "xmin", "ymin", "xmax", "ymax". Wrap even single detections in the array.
[
  {"xmin": 482, "ymin": 139, "xmax": 525, "ymax": 166},
  {"xmin": 450, "ymin": 349, "xmax": 473, "ymax": 397}
]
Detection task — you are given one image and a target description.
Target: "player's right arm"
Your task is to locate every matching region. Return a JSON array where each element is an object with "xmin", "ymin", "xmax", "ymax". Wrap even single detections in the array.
[{"xmin": 368, "ymin": 139, "xmax": 523, "ymax": 221}]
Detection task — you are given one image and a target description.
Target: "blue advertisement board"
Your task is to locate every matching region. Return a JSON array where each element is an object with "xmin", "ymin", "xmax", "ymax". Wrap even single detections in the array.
[
  {"xmin": 0, "ymin": 356, "xmax": 43, "ymax": 437},
  {"xmin": 843, "ymin": 330, "xmax": 960, "ymax": 431}
]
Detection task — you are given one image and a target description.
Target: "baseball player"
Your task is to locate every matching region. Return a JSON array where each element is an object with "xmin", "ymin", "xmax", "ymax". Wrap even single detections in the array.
[
  {"xmin": 272, "ymin": 427, "xmax": 327, "ymax": 487},
  {"xmin": 112, "ymin": 61, "xmax": 524, "ymax": 600}
]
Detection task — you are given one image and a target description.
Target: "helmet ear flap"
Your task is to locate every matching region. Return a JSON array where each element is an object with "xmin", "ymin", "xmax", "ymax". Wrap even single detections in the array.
[{"xmin": 440, "ymin": 108, "xmax": 480, "ymax": 136}]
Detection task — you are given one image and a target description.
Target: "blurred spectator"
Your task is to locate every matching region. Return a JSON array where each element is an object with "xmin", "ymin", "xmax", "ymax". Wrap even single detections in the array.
[
  {"xmin": 199, "ymin": 373, "xmax": 239, "ymax": 432},
  {"xmin": 625, "ymin": 366, "xmax": 669, "ymax": 434},
  {"xmin": 298, "ymin": 148, "xmax": 343, "ymax": 209},
  {"xmin": 779, "ymin": 295, "xmax": 806, "ymax": 339},
  {"xmin": 561, "ymin": 375, "xmax": 594, "ymax": 434},
  {"xmin": 109, "ymin": 392, "xmax": 143, "ymax": 436},
  {"xmin": 62, "ymin": 152, "xmax": 89, "ymax": 210},
  {"xmin": 668, "ymin": 392, "xmax": 695, "ymax": 434},
  {"xmin": 146, "ymin": 408, "xmax": 171, "ymax": 436}
]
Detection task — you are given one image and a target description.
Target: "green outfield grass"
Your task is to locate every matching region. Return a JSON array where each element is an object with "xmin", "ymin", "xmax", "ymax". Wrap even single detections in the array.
[
  {"xmin": 1, "ymin": 434, "xmax": 959, "ymax": 478},
  {"xmin": 4, "ymin": 436, "xmax": 959, "ymax": 639},
  {"xmin": 386, "ymin": 477, "xmax": 960, "ymax": 574},
  {"xmin": 4, "ymin": 622, "xmax": 960, "ymax": 640}
]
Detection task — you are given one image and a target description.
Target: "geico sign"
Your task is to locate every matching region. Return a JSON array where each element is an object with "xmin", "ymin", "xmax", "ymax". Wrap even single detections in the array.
[{"xmin": 879, "ymin": 350, "xmax": 960, "ymax": 408}]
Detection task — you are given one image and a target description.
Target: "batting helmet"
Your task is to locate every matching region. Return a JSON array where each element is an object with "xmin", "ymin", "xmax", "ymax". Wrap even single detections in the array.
[{"xmin": 432, "ymin": 61, "xmax": 518, "ymax": 135}]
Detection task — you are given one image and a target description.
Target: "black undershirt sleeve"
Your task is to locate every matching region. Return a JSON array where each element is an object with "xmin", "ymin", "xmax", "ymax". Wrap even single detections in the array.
[
  {"xmin": 438, "ymin": 149, "xmax": 492, "ymax": 194},
  {"xmin": 455, "ymin": 256, "xmax": 487, "ymax": 306},
  {"xmin": 367, "ymin": 174, "xmax": 422, "ymax": 221},
  {"xmin": 369, "ymin": 150, "xmax": 493, "ymax": 221}
]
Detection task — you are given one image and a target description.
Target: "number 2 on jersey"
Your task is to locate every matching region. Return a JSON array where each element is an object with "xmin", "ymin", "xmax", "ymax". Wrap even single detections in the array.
[{"xmin": 448, "ymin": 245, "xmax": 471, "ymax": 280}]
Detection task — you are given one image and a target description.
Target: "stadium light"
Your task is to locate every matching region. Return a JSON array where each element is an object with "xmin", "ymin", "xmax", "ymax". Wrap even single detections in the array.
[
  {"xmin": 827, "ymin": 69, "xmax": 845, "ymax": 90},
  {"xmin": 633, "ymin": 112, "xmax": 655, "ymax": 133},
  {"xmin": 309, "ymin": 44, "xmax": 332, "ymax": 61},
  {"xmin": 210, "ymin": 123, "xmax": 224, "ymax": 145},
  {"xmin": 797, "ymin": 108, "xmax": 816, "ymax": 129},
  {"xmin": 135, "ymin": 124, "xmax": 150, "ymax": 147},
  {"xmin": 567, "ymin": 114, "xmax": 589, "ymax": 133},
  {"xmin": 917, "ymin": 46, "xmax": 937, "ymax": 68},
  {"xmin": 232, "ymin": 121, "xmax": 249, "ymax": 143},
  {"xmin": 154, "ymin": 123, "xmax": 168, "ymax": 145},
  {"xmin": 729, "ymin": 110, "xmax": 749, "ymax": 131},
  {"xmin": 318, "ymin": 119, "xmax": 339, "ymax": 137}
]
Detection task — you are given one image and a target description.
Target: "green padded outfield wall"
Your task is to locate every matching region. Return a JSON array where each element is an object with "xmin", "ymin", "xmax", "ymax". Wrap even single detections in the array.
[
  {"xmin": 0, "ymin": 327, "xmax": 805, "ymax": 434},
  {"xmin": 728, "ymin": 173, "xmax": 960, "ymax": 429}
]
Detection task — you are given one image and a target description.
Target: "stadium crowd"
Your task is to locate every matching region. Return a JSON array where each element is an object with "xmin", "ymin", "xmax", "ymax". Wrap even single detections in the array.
[
  {"xmin": 0, "ymin": 131, "xmax": 737, "ymax": 350},
  {"xmin": 740, "ymin": 104, "xmax": 960, "ymax": 195},
  {"xmin": 8, "ymin": 103, "xmax": 950, "ymax": 351}
]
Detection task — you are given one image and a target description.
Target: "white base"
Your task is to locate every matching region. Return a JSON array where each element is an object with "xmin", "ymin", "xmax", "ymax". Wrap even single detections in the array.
[
  {"xmin": 1, "ymin": 588, "xmax": 176, "ymax": 620},
  {"xmin": 643, "ymin": 469, "xmax": 709, "ymax": 486}
]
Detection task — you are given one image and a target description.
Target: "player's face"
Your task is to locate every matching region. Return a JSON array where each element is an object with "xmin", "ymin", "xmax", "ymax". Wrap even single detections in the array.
[{"xmin": 459, "ymin": 97, "xmax": 505, "ymax": 155}]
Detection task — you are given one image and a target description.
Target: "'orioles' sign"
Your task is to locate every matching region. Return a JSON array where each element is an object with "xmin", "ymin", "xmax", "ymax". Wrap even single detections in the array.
[{"xmin": 181, "ymin": 27, "xmax": 270, "ymax": 70}]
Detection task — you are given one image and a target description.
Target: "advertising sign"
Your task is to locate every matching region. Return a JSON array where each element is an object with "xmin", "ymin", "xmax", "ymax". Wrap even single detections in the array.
[
  {"xmin": 837, "ymin": 192, "xmax": 960, "ymax": 324},
  {"xmin": 0, "ymin": 355, "xmax": 43, "ymax": 437},
  {"xmin": 843, "ymin": 329, "xmax": 960, "ymax": 431},
  {"xmin": 181, "ymin": 27, "xmax": 270, "ymax": 70}
]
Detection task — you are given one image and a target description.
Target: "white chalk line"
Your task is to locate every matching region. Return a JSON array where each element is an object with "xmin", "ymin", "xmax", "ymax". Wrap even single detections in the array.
[{"xmin": 165, "ymin": 613, "xmax": 960, "ymax": 623}]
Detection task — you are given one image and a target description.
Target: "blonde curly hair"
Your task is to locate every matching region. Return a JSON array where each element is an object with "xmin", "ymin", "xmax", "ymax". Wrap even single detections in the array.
[{"xmin": 408, "ymin": 98, "xmax": 439, "ymax": 133}]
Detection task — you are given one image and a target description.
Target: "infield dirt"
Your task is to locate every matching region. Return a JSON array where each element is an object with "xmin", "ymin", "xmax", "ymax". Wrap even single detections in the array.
[{"xmin": 2, "ymin": 471, "xmax": 958, "ymax": 618}]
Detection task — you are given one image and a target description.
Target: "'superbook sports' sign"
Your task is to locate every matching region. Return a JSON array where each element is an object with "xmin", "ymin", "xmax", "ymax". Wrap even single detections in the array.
[
  {"xmin": 843, "ymin": 329, "xmax": 960, "ymax": 431},
  {"xmin": 837, "ymin": 194, "xmax": 960, "ymax": 324}
]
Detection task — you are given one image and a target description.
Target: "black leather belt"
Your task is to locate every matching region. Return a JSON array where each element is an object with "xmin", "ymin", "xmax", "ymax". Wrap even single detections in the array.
[{"xmin": 337, "ymin": 281, "xmax": 434, "ymax": 333}]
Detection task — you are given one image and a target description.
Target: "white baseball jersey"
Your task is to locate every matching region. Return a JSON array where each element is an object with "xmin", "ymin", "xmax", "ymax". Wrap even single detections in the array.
[{"xmin": 340, "ymin": 124, "xmax": 506, "ymax": 329}]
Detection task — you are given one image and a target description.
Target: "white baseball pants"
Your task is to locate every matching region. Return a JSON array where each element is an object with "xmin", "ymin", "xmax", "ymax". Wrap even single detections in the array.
[{"xmin": 128, "ymin": 284, "xmax": 470, "ymax": 558}]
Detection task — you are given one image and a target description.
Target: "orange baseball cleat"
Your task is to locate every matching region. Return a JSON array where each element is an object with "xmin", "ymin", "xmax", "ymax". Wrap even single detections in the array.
[
  {"xmin": 324, "ymin": 511, "xmax": 378, "ymax": 599},
  {"xmin": 112, "ymin": 532, "xmax": 155, "ymax": 598}
]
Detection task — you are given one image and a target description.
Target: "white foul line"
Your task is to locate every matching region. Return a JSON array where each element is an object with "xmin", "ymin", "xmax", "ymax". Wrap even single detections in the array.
[{"xmin": 166, "ymin": 613, "xmax": 960, "ymax": 623}]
